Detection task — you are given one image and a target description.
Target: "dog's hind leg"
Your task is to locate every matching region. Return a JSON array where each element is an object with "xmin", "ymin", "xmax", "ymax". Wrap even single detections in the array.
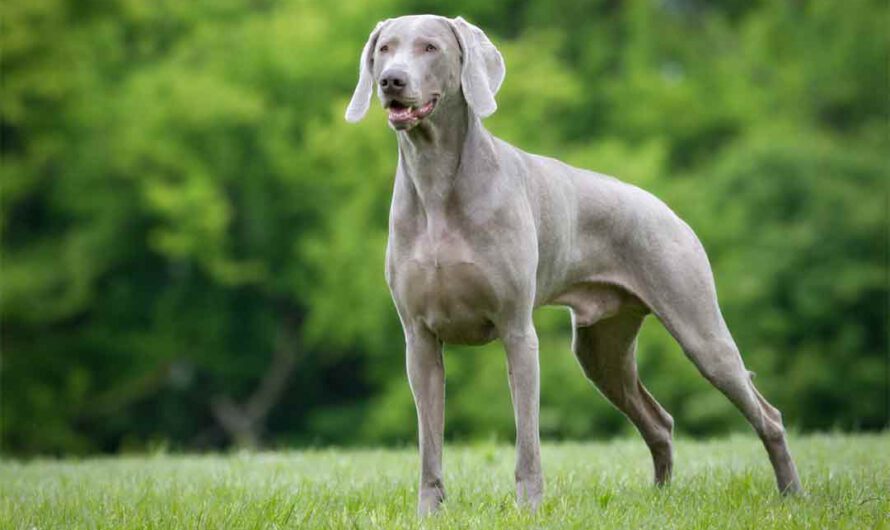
[
  {"xmin": 640, "ymin": 237, "xmax": 803, "ymax": 494},
  {"xmin": 573, "ymin": 308, "xmax": 675, "ymax": 485},
  {"xmin": 661, "ymin": 309, "xmax": 802, "ymax": 494}
]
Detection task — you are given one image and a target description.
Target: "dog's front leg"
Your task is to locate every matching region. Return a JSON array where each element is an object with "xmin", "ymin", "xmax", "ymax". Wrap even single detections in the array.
[
  {"xmin": 406, "ymin": 326, "xmax": 446, "ymax": 515},
  {"xmin": 504, "ymin": 324, "xmax": 543, "ymax": 510}
]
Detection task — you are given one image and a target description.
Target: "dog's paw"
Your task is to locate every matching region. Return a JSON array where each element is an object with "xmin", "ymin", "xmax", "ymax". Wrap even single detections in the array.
[
  {"xmin": 516, "ymin": 477, "xmax": 543, "ymax": 512},
  {"xmin": 417, "ymin": 485, "xmax": 446, "ymax": 516}
]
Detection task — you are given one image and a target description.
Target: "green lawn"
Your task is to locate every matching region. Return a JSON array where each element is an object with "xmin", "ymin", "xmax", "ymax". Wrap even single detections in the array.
[{"xmin": 2, "ymin": 433, "xmax": 888, "ymax": 529}]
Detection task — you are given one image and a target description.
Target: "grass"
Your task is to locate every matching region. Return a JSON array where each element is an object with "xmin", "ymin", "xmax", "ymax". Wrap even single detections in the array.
[{"xmin": 2, "ymin": 433, "xmax": 888, "ymax": 529}]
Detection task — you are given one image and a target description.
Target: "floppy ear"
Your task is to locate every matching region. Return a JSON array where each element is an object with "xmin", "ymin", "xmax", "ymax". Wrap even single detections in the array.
[
  {"xmin": 449, "ymin": 17, "xmax": 505, "ymax": 118},
  {"xmin": 345, "ymin": 20, "xmax": 389, "ymax": 123}
]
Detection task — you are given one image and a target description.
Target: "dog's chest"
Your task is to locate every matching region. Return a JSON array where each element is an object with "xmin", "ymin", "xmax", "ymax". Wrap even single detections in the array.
[{"xmin": 388, "ymin": 224, "xmax": 500, "ymax": 345}]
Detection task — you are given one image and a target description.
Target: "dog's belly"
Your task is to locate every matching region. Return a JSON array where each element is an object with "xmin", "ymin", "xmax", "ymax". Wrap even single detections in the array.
[{"xmin": 393, "ymin": 256, "xmax": 499, "ymax": 346}]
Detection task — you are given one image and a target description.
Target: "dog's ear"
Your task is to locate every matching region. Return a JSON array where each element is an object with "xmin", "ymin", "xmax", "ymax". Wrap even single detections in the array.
[
  {"xmin": 345, "ymin": 20, "xmax": 389, "ymax": 123},
  {"xmin": 449, "ymin": 17, "xmax": 505, "ymax": 119}
]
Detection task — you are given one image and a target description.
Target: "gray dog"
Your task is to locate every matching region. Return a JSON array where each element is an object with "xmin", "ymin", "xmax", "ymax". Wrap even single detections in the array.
[{"xmin": 345, "ymin": 15, "xmax": 802, "ymax": 514}]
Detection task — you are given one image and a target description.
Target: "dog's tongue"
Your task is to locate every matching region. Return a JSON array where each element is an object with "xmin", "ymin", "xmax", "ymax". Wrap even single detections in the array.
[
  {"xmin": 389, "ymin": 105, "xmax": 415, "ymax": 121},
  {"xmin": 389, "ymin": 100, "xmax": 435, "ymax": 122}
]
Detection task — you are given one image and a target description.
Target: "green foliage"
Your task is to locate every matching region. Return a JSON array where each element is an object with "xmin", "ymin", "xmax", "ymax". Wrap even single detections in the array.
[
  {"xmin": 3, "ymin": 434, "xmax": 890, "ymax": 528},
  {"xmin": 1, "ymin": 0, "xmax": 887, "ymax": 454}
]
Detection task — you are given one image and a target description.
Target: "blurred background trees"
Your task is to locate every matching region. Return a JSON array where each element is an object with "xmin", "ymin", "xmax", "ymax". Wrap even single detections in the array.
[{"xmin": 1, "ymin": 0, "xmax": 887, "ymax": 455}]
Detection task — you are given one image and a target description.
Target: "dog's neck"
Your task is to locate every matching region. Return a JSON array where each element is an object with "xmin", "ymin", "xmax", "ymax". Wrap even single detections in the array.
[{"xmin": 395, "ymin": 96, "xmax": 481, "ymax": 215}]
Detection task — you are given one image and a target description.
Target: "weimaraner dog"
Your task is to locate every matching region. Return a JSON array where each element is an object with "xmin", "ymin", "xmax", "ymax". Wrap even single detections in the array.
[{"xmin": 345, "ymin": 14, "xmax": 802, "ymax": 514}]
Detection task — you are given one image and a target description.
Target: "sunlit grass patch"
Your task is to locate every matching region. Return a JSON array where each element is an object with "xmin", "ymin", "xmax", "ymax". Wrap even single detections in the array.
[{"xmin": 2, "ymin": 433, "xmax": 888, "ymax": 529}]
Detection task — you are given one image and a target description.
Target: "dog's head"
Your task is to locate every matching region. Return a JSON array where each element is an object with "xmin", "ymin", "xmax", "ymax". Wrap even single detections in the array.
[{"xmin": 345, "ymin": 15, "xmax": 505, "ymax": 130}]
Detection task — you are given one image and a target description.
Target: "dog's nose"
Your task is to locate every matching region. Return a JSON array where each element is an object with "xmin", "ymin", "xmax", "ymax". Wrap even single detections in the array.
[{"xmin": 379, "ymin": 69, "xmax": 408, "ymax": 94}]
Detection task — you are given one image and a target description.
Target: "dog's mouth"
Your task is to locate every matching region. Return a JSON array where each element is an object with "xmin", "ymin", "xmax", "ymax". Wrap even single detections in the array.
[{"xmin": 386, "ymin": 97, "xmax": 438, "ymax": 128}]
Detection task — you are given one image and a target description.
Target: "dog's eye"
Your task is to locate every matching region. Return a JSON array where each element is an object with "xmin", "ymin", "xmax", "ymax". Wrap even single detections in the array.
[
  {"xmin": 379, "ymin": 44, "xmax": 389, "ymax": 53},
  {"xmin": 425, "ymin": 43, "xmax": 437, "ymax": 52}
]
